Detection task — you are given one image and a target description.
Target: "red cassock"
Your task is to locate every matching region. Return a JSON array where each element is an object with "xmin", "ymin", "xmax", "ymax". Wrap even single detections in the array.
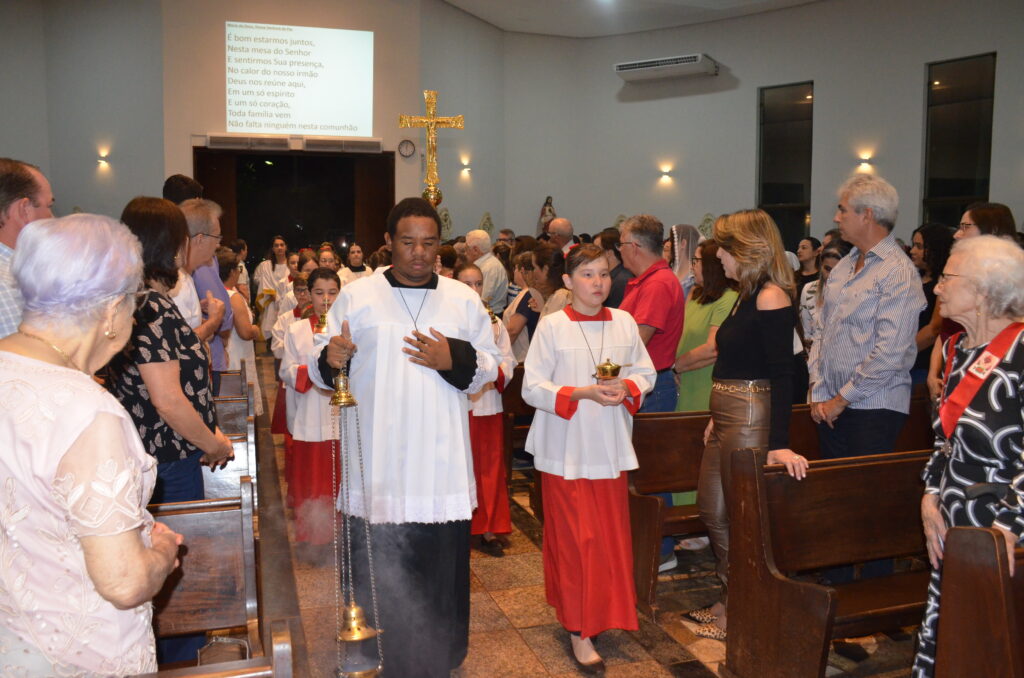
[
  {"xmin": 280, "ymin": 317, "xmax": 341, "ymax": 544},
  {"xmin": 289, "ymin": 438, "xmax": 338, "ymax": 544},
  {"xmin": 540, "ymin": 471, "xmax": 637, "ymax": 638},
  {"xmin": 469, "ymin": 412, "xmax": 511, "ymax": 536}
]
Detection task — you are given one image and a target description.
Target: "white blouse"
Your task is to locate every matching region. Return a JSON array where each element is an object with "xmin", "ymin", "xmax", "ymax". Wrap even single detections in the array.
[{"xmin": 0, "ymin": 352, "xmax": 159, "ymax": 675}]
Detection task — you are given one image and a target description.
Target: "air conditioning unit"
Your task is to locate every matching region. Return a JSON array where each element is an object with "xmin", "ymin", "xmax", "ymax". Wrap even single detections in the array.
[
  {"xmin": 614, "ymin": 53, "xmax": 719, "ymax": 82},
  {"xmin": 206, "ymin": 133, "xmax": 290, "ymax": 150},
  {"xmin": 303, "ymin": 136, "xmax": 383, "ymax": 154}
]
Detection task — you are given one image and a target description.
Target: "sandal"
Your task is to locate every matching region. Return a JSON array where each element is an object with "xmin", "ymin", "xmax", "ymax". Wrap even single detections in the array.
[
  {"xmin": 684, "ymin": 607, "xmax": 718, "ymax": 624},
  {"xmin": 694, "ymin": 622, "xmax": 727, "ymax": 641}
]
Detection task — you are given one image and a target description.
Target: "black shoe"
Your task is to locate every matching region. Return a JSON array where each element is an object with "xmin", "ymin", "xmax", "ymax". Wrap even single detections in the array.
[
  {"xmin": 474, "ymin": 536, "xmax": 505, "ymax": 557},
  {"xmin": 833, "ymin": 640, "xmax": 869, "ymax": 662}
]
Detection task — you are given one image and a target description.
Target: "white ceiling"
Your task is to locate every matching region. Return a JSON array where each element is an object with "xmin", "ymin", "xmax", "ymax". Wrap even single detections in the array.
[{"xmin": 442, "ymin": 0, "xmax": 822, "ymax": 38}]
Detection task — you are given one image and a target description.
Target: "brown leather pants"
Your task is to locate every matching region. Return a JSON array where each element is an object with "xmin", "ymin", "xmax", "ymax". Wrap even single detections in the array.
[{"xmin": 697, "ymin": 380, "xmax": 770, "ymax": 598}]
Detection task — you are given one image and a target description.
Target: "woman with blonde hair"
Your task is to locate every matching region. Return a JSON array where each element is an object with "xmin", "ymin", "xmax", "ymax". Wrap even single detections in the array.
[{"xmin": 686, "ymin": 209, "xmax": 808, "ymax": 640}]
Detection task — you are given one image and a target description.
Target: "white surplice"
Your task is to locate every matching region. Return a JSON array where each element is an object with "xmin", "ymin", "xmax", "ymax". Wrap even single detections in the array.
[
  {"xmin": 308, "ymin": 273, "xmax": 501, "ymax": 524},
  {"xmin": 523, "ymin": 306, "xmax": 656, "ymax": 480}
]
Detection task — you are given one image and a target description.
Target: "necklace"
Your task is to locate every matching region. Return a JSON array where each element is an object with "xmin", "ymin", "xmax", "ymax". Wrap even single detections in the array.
[
  {"xmin": 18, "ymin": 330, "xmax": 85, "ymax": 373},
  {"xmin": 397, "ymin": 287, "xmax": 429, "ymax": 333},
  {"xmin": 573, "ymin": 309, "xmax": 606, "ymax": 379}
]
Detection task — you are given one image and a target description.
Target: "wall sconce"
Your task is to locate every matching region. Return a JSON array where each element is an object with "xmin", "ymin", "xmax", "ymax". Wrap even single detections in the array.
[
  {"xmin": 658, "ymin": 163, "xmax": 674, "ymax": 185},
  {"xmin": 97, "ymin": 148, "xmax": 111, "ymax": 172},
  {"xmin": 460, "ymin": 156, "xmax": 471, "ymax": 178},
  {"xmin": 856, "ymin": 150, "xmax": 874, "ymax": 173}
]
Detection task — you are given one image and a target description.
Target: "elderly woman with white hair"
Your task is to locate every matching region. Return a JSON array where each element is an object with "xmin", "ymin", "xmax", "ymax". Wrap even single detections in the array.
[
  {"xmin": 914, "ymin": 235, "xmax": 1024, "ymax": 677},
  {"xmin": 0, "ymin": 214, "xmax": 183, "ymax": 675}
]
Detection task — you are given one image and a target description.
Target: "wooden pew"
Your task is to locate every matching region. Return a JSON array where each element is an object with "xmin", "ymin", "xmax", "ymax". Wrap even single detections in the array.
[
  {"xmin": 203, "ymin": 415, "xmax": 257, "ymax": 503},
  {"xmin": 628, "ymin": 393, "xmax": 933, "ymax": 617},
  {"xmin": 218, "ymin": 369, "xmax": 244, "ymax": 397},
  {"xmin": 723, "ymin": 449, "xmax": 931, "ymax": 678},
  {"xmin": 133, "ymin": 619, "xmax": 294, "ymax": 677},
  {"xmin": 628, "ymin": 410, "xmax": 710, "ymax": 617},
  {"xmin": 149, "ymin": 477, "xmax": 262, "ymax": 661},
  {"xmin": 215, "ymin": 384, "xmax": 254, "ymax": 437},
  {"xmin": 935, "ymin": 527, "xmax": 1024, "ymax": 678}
]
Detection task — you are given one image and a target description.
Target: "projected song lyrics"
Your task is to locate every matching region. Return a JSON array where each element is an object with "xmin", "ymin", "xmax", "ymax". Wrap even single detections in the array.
[{"xmin": 225, "ymin": 22, "xmax": 374, "ymax": 137}]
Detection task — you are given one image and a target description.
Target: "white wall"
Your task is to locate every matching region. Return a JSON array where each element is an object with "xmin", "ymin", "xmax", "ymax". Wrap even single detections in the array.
[
  {"xmin": 0, "ymin": 1, "xmax": 50, "ymax": 177},
  {"xmin": 419, "ymin": 0, "xmax": 505, "ymax": 237},
  {"xmin": 161, "ymin": 0, "xmax": 424, "ymax": 203},
  {"xmin": 502, "ymin": 0, "xmax": 1024, "ymax": 240},
  {"xmin": 42, "ymin": 0, "xmax": 165, "ymax": 217}
]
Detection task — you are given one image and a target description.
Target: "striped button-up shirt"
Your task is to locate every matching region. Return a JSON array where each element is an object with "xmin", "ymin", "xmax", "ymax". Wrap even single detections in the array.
[
  {"xmin": 809, "ymin": 234, "xmax": 925, "ymax": 413},
  {"xmin": 0, "ymin": 243, "xmax": 23, "ymax": 339}
]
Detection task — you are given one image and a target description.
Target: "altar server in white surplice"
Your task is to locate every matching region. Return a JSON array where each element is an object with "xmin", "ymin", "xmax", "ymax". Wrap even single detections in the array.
[
  {"xmin": 307, "ymin": 198, "xmax": 501, "ymax": 678},
  {"xmin": 523, "ymin": 244, "xmax": 655, "ymax": 672}
]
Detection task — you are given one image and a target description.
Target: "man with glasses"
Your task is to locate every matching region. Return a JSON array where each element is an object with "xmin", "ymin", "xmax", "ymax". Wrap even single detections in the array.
[
  {"xmin": 618, "ymin": 214, "xmax": 685, "ymax": 413},
  {"xmin": 181, "ymin": 198, "xmax": 233, "ymax": 395},
  {"xmin": 0, "ymin": 158, "xmax": 54, "ymax": 339},
  {"xmin": 495, "ymin": 228, "xmax": 515, "ymax": 246}
]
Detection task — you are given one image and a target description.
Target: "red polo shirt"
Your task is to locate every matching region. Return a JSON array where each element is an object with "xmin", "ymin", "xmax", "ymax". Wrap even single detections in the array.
[{"xmin": 619, "ymin": 259, "xmax": 686, "ymax": 371}]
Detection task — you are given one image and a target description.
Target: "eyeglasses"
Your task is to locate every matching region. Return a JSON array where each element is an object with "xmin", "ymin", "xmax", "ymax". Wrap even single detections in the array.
[
  {"xmin": 195, "ymin": 232, "xmax": 223, "ymax": 242},
  {"xmin": 690, "ymin": 257, "xmax": 702, "ymax": 266},
  {"xmin": 937, "ymin": 272, "xmax": 963, "ymax": 284},
  {"xmin": 615, "ymin": 240, "xmax": 640, "ymax": 251},
  {"xmin": 956, "ymin": 222, "xmax": 977, "ymax": 232}
]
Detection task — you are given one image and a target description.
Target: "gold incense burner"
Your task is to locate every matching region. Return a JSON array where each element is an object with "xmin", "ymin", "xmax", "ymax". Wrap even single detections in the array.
[{"xmin": 594, "ymin": 359, "xmax": 622, "ymax": 381}]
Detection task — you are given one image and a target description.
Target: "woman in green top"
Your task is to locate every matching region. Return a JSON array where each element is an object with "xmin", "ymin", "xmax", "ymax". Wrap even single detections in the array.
[{"xmin": 673, "ymin": 240, "xmax": 738, "ymax": 412}]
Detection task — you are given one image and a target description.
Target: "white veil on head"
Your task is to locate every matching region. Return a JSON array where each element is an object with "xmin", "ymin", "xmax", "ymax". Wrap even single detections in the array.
[{"xmin": 670, "ymin": 224, "xmax": 704, "ymax": 279}]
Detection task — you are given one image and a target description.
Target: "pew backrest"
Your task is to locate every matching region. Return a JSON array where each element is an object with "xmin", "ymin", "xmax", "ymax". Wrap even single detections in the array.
[
  {"xmin": 761, "ymin": 450, "xmax": 930, "ymax": 572},
  {"xmin": 630, "ymin": 411, "xmax": 710, "ymax": 495},
  {"xmin": 149, "ymin": 477, "xmax": 260, "ymax": 654},
  {"xmin": 935, "ymin": 527, "xmax": 1024, "ymax": 678},
  {"xmin": 219, "ymin": 369, "xmax": 244, "ymax": 398}
]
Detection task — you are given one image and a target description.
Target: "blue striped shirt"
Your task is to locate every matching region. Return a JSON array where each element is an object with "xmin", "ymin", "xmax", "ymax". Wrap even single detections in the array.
[
  {"xmin": 0, "ymin": 243, "xmax": 23, "ymax": 339},
  {"xmin": 808, "ymin": 234, "xmax": 925, "ymax": 413}
]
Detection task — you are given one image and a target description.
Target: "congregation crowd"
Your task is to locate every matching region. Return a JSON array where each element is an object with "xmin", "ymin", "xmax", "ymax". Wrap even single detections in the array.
[{"xmin": 1, "ymin": 154, "xmax": 1022, "ymax": 678}]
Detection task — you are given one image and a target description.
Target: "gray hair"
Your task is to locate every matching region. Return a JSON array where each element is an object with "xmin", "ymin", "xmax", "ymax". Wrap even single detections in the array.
[
  {"xmin": 951, "ymin": 235, "xmax": 1024, "ymax": 318},
  {"xmin": 13, "ymin": 214, "xmax": 142, "ymax": 329},
  {"xmin": 838, "ymin": 173, "xmax": 899, "ymax": 231},
  {"xmin": 465, "ymin": 229, "xmax": 492, "ymax": 254},
  {"xmin": 179, "ymin": 198, "xmax": 223, "ymax": 236},
  {"xmin": 621, "ymin": 214, "xmax": 664, "ymax": 255}
]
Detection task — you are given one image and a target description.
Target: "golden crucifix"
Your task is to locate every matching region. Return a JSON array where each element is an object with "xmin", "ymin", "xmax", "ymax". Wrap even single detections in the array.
[{"xmin": 399, "ymin": 90, "xmax": 464, "ymax": 207}]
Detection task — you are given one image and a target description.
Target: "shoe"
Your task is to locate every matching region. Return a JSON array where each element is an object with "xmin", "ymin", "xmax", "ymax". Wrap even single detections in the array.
[
  {"xmin": 677, "ymin": 536, "xmax": 710, "ymax": 551},
  {"xmin": 658, "ymin": 553, "xmax": 678, "ymax": 573},
  {"xmin": 571, "ymin": 655, "xmax": 605, "ymax": 675},
  {"xmin": 832, "ymin": 640, "xmax": 869, "ymax": 662},
  {"xmin": 694, "ymin": 622, "xmax": 727, "ymax": 640},
  {"xmin": 511, "ymin": 456, "xmax": 534, "ymax": 471},
  {"xmin": 684, "ymin": 607, "xmax": 718, "ymax": 624},
  {"xmin": 474, "ymin": 536, "xmax": 505, "ymax": 558}
]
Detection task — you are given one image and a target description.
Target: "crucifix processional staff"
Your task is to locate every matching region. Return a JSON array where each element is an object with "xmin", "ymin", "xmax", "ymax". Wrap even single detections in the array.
[{"xmin": 399, "ymin": 89, "xmax": 464, "ymax": 207}]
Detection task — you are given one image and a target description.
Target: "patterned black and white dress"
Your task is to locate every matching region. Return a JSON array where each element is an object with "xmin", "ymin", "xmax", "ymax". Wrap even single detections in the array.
[
  {"xmin": 105, "ymin": 289, "xmax": 217, "ymax": 464},
  {"xmin": 912, "ymin": 331, "xmax": 1024, "ymax": 677}
]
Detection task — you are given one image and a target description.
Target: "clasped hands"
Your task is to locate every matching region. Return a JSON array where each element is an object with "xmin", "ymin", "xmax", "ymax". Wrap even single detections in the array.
[
  {"xmin": 810, "ymin": 394, "xmax": 849, "ymax": 428},
  {"xmin": 573, "ymin": 378, "xmax": 628, "ymax": 407},
  {"xmin": 326, "ymin": 320, "xmax": 454, "ymax": 372}
]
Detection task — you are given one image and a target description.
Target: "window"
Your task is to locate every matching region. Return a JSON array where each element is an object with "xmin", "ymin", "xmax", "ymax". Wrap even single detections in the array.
[
  {"xmin": 922, "ymin": 53, "xmax": 996, "ymax": 226},
  {"xmin": 758, "ymin": 82, "xmax": 813, "ymax": 250}
]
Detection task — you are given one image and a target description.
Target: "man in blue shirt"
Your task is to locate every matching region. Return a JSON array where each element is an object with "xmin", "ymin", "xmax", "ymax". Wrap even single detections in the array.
[
  {"xmin": 181, "ymin": 198, "xmax": 233, "ymax": 395},
  {"xmin": 809, "ymin": 173, "xmax": 925, "ymax": 458}
]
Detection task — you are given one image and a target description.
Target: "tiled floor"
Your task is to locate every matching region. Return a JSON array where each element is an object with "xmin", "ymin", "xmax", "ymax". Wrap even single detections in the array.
[{"xmin": 257, "ymin": 354, "xmax": 916, "ymax": 677}]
